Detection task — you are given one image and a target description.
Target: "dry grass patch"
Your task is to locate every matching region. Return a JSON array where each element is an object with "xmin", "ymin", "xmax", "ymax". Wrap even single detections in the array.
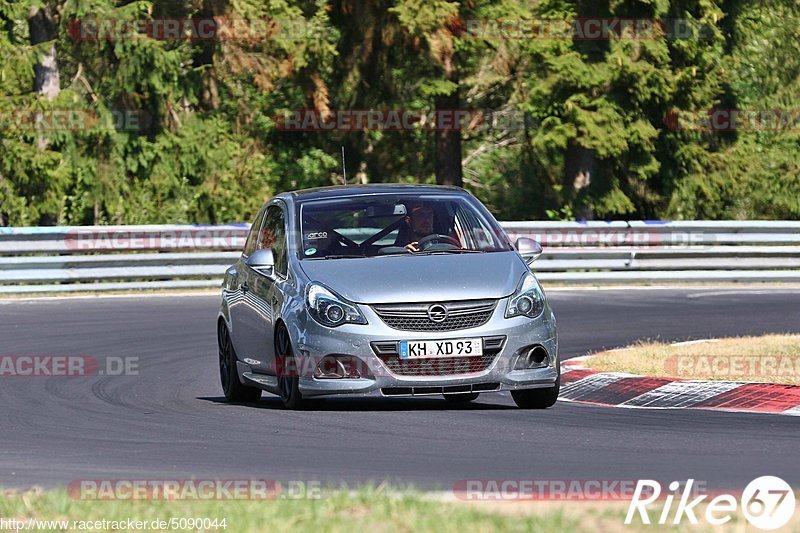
[{"xmin": 587, "ymin": 334, "xmax": 800, "ymax": 385}]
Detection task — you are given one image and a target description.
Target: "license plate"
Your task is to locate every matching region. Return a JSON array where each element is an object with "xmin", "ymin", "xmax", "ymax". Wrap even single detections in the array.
[{"xmin": 399, "ymin": 338, "xmax": 483, "ymax": 359}]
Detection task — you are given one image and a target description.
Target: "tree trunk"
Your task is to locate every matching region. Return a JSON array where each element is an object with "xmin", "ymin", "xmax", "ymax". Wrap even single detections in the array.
[
  {"xmin": 29, "ymin": 5, "xmax": 60, "ymax": 157},
  {"xmin": 28, "ymin": 6, "xmax": 60, "ymax": 100},
  {"xmin": 434, "ymin": 53, "xmax": 462, "ymax": 187},
  {"xmin": 563, "ymin": 140, "xmax": 595, "ymax": 219},
  {"xmin": 29, "ymin": 4, "xmax": 59, "ymax": 228},
  {"xmin": 193, "ymin": 0, "xmax": 226, "ymax": 110}
]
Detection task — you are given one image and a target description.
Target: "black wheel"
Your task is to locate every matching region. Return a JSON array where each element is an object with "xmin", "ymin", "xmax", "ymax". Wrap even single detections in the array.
[
  {"xmin": 218, "ymin": 322, "xmax": 262, "ymax": 402},
  {"xmin": 275, "ymin": 325, "xmax": 304, "ymax": 410},
  {"xmin": 511, "ymin": 375, "xmax": 559, "ymax": 409},
  {"xmin": 444, "ymin": 392, "xmax": 480, "ymax": 403}
]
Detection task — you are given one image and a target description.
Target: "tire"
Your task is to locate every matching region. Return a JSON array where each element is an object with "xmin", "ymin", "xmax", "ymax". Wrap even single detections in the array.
[
  {"xmin": 218, "ymin": 322, "xmax": 262, "ymax": 403},
  {"xmin": 443, "ymin": 392, "xmax": 480, "ymax": 403},
  {"xmin": 275, "ymin": 325, "xmax": 304, "ymax": 410},
  {"xmin": 511, "ymin": 375, "xmax": 560, "ymax": 409}
]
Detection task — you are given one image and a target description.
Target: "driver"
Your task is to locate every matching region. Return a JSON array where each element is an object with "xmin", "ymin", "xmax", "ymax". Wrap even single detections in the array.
[{"xmin": 401, "ymin": 202, "xmax": 436, "ymax": 252}]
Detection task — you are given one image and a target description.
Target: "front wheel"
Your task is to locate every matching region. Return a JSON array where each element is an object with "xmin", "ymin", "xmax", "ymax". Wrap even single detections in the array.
[
  {"xmin": 511, "ymin": 376, "xmax": 559, "ymax": 409},
  {"xmin": 276, "ymin": 325, "xmax": 304, "ymax": 410},
  {"xmin": 218, "ymin": 322, "xmax": 262, "ymax": 403}
]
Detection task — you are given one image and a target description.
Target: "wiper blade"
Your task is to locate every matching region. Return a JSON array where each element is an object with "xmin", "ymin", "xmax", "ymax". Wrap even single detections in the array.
[
  {"xmin": 418, "ymin": 249, "xmax": 485, "ymax": 255},
  {"xmin": 376, "ymin": 251, "xmax": 412, "ymax": 257},
  {"xmin": 307, "ymin": 254, "xmax": 365, "ymax": 260}
]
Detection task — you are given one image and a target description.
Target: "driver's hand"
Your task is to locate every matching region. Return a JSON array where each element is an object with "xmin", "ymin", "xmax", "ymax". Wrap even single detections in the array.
[{"xmin": 405, "ymin": 242, "xmax": 420, "ymax": 252}]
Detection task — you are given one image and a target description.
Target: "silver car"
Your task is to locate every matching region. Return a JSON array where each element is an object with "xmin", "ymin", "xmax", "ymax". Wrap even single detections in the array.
[{"xmin": 217, "ymin": 184, "xmax": 558, "ymax": 409}]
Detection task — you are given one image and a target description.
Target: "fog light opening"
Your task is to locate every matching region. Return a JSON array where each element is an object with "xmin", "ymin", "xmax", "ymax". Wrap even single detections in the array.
[
  {"xmin": 515, "ymin": 345, "xmax": 549, "ymax": 370},
  {"xmin": 528, "ymin": 346, "xmax": 548, "ymax": 366},
  {"xmin": 314, "ymin": 355, "xmax": 362, "ymax": 379}
]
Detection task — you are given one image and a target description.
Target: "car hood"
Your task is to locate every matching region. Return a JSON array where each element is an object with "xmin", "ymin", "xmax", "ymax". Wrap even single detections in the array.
[{"xmin": 298, "ymin": 251, "xmax": 527, "ymax": 304}]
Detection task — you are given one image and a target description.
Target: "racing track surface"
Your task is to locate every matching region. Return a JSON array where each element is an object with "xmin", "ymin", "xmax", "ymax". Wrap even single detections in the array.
[{"xmin": 1, "ymin": 288, "xmax": 799, "ymax": 491}]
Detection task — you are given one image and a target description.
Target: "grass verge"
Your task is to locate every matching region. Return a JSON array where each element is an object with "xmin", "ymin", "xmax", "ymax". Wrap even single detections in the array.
[
  {"xmin": 587, "ymin": 334, "xmax": 800, "ymax": 385},
  {"xmin": 0, "ymin": 488, "xmax": 577, "ymax": 533},
  {"xmin": 2, "ymin": 487, "xmax": 797, "ymax": 532}
]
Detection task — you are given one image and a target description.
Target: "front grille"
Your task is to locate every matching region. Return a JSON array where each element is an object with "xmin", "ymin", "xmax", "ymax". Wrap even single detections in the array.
[
  {"xmin": 370, "ymin": 336, "xmax": 505, "ymax": 377},
  {"xmin": 371, "ymin": 299, "xmax": 497, "ymax": 332}
]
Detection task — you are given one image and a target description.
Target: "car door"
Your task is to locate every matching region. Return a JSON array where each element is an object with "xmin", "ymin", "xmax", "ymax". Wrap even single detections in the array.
[
  {"xmin": 229, "ymin": 206, "xmax": 267, "ymax": 360},
  {"xmin": 238, "ymin": 203, "xmax": 290, "ymax": 374}
]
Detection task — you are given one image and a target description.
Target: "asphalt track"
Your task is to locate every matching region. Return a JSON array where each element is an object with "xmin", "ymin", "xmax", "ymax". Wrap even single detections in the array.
[{"xmin": 1, "ymin": 287, "xmax": 799, "ymax": 491}]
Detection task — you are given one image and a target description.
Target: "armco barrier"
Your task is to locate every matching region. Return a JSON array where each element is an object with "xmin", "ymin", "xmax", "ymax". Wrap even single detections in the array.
[{"xmin": 0, "ymin": 221, "xmax": 799, "ymax": 292}]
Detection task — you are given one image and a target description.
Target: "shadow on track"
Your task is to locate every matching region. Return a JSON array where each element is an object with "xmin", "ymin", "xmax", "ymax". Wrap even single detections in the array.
[{"xmin": 197, "ymin": 396, "xmax": 516, "ymax": 412}]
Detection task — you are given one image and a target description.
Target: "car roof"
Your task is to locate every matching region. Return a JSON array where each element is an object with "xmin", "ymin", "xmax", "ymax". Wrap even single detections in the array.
[{"xmin": 275, "ymin": 184, "xmax": 468, "ymax": 203}]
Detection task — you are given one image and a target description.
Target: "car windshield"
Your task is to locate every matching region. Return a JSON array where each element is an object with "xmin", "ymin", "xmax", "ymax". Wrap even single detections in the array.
[{"xmin": 298, "ymin": 194, "xmax": 513, "ymax": 259}]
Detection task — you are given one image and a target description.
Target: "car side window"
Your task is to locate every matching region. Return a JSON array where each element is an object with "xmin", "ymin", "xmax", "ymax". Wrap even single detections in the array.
[
  {"xmin": 454, "ymin": 203, "xmax": 496, "ymax": 250},
  {"xmin": 243, "ymin": 207, "xmax": 267, "ymax": 256},
  {"xmin": 258, "ymin": 205, "xmax": 288, "ymax": 277}
]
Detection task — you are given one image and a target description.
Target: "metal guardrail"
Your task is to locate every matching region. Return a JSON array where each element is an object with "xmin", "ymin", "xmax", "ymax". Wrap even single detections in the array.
[{"xmin": 0, "ymin": 221, "xmax": 799, "ymax": 292}]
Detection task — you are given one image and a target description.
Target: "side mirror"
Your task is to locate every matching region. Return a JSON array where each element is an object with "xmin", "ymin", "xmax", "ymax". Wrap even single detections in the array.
[
  {"xmin": 515, "ymin": 237, "xmax": 543, "ymax": 264},
  {"xmin": 245, "ymin": 249, "xmax": 275, "ymax": 274}
]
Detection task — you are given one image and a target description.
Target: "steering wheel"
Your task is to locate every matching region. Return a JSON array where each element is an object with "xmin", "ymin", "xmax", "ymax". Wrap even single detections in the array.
[{"xmin": 417, "ymin": 234, "xmax": 462, "ymax": 250}]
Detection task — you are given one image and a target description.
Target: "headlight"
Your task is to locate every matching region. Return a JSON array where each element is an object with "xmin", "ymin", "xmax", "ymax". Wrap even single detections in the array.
[
  {"xmin": 505, "ymin": 273, "xmax": 545, "ymax": 319},
  {"xmin": 306, "ymin": 283, "xmax": 367, "ymax": 327}
]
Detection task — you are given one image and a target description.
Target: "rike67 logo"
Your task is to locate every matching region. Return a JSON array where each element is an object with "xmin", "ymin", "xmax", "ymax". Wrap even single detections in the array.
[{"xmin": 626, "ymin": 477, "xmax": 796, "ymax": 530}]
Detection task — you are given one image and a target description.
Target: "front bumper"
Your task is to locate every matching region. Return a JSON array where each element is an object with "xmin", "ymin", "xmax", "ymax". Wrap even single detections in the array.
[{"xmin": 243, "ymin": 297, "xmax": 558, "ymax": 399}]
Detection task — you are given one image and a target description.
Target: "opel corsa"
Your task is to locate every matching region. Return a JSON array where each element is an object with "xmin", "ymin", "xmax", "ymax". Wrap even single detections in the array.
[{"xmin": 217, "ymin": 184, "xmax": 558, "ymax": 409}]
